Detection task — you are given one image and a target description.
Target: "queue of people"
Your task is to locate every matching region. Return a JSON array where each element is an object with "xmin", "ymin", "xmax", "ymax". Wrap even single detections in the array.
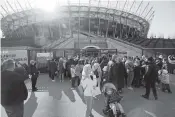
[{"xmin": 1, "ymin": 53, "xmax": 173, "ymax": 117}]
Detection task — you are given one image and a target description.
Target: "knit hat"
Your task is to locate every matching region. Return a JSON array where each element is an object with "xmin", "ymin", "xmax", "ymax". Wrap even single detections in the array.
[{"xmin": 148, "ymin": 57, "xmax": 154, "ymax": 62}]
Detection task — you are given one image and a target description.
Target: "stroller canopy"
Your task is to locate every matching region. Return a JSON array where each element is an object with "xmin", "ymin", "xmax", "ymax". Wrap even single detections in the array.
[{"xmin": 102, "ymin": 83, "xmax": 117, "ymax": 92}]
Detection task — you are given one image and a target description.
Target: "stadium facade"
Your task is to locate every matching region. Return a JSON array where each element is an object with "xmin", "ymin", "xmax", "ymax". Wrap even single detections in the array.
[{"xmin": 1, "ymin": 1, "xmax": 175, "ymax": 57}]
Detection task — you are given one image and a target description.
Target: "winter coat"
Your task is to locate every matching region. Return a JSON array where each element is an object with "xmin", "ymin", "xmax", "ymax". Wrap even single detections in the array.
[
  {"xmin": 158, "ymin": 69, "xmax": 170, "ymax": 84},
  {"xmin": 1, "ymin": 70, "xmax": 28, "ymax": 106},
  {"xmin": 109, "ymin": 61, "xmax": 127, "ymax": 89}
]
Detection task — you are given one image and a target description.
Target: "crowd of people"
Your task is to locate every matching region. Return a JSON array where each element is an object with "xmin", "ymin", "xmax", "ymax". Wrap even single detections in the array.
[
  {"xmin": 1, "ymin": 53, "xmax": 173, "ymax": 117},
  {"xmin": 45, "ymin": 54, "xmax": 173, "ymax": 117}
]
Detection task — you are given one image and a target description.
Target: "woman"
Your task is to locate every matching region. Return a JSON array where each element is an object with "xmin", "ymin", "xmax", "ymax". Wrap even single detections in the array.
[
  {"xmin": 75, "ymin": 60, "xmax": 83, "ymax": 86},
  {"xmin": 109, "ymin": 55, "xmax": 127, "ymax": 93},
  {"xmin": 92, "ymin": 61, "xmax": 102, "ymax": 88},
  {"xmin": 58, "ymin": 58, "xmax": 64, "ymax": 82},
  {"xmin": 81, "ymin": 64, "xmax": 97, "ymax": 117}
]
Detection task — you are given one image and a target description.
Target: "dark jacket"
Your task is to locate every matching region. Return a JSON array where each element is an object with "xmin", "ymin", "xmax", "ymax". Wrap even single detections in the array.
[
  {"xmin": 14, "ymin": 67, "xmax": 29, "ymax": 80},
  {"xmin": 1, "ymin": 70, "xmax": 28, "ymax": 106},
  {"xmin": 144, "ymin": 63, "xmax": 158, "ymax": 83},
  {"xmin": 109, "ymin": 61, "xmax": 127, "ymax": 89},
  {"xmin": 50, "ymin": 61, "xmax": 57, "ymax": 73},
  {"xmin": 100, "ymin": 59, "xmax": 108, "ymax": 70},
  {"xmin": 29, "ymin": 64, "xmax": 38, "ymax": 77}
]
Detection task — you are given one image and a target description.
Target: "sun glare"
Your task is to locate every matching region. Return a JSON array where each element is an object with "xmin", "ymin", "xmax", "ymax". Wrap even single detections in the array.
[{"xmin": 35, "ymin": 0, "xmax": 57, "ymax": 12}]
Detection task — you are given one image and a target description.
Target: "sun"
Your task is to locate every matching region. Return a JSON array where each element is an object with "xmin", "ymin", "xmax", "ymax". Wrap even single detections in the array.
[{"xmin": 35, "ymin": 0, "xmax": 58, "ymax": 12}]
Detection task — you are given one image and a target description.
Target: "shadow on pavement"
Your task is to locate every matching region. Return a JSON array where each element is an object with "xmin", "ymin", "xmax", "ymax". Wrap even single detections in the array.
[
  {"xmin": 75, "ymin": 87, "xmax": 105, "ymax": 116},
  {"xmin": 75, "ymin": 87, "xmax": 86, "ymax": 104},
  {"xmin": 24, "ymin": 92, "xmax": 38, "ymax": 117},
  {"xmin": 48, "ymin": 78, "xmax": 76, "ymax": 102},
  {"xmin": 93, "ymin": 94, "xmax": 106, "ymax": 116}
]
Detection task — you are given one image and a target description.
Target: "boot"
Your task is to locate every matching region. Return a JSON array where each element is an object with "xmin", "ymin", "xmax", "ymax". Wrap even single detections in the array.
[
  {"xmin": 121, "ymin": 113, "xmax": 127, "ymax": 117},
  {"xmin": 141, "ymin": 94, "xmax": 149, "ymax": 100}
]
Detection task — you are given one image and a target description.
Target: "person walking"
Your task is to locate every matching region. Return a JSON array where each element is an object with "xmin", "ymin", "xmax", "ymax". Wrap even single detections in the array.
[
  {"xmin": 1, "ymin": 59, "xmax": 28, "ymax": 117},
  {"xmin": 29, "ymin": 60, "xmax": 39, "ymax": 91},
  {"xmin": 141, "ymin": 57, "xmax": 158, "ymax": 100},
  {"xmin": 50, "ymin": 59, "xmax": 57, "ymax": 82},
  {"xmin": 70, "ymin": 64, "xmax": 76, "ymax": 89},
  {"xmin": 125, "ymin": 57, "xmax": 134, "ymax": 90},
  {"xmin": 58, "ymin": 58, "xmax": 65, "ymax": 82},
  {"xmin": 47, "ymin": 59, "xmax": 51, "ymax": 78},
  {"xmin": 133, "ymin": 58, "xmax": 141, "ymax": 88},
  {"xmin": 75, "ymin": 60, "xmax": 83, "ymax": 86},
  {"xmin": 81, "ymin": 64, "xmax": 97, "ymax": 117}
]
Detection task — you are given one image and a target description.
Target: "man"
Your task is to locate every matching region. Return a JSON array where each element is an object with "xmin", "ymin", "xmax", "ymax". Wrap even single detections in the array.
[
  {"xmin": 141, "ymin": 57, "xmax": 158, "ymax": 100},
  {"xmin": 29, "ymin": 60, "xmax": 39, "ymax": 91},
  {"xmin": 47, "ymin": 59, "xmax": 51, "ymax": 78},
  {"xmin": 1, "ymin": 59, "xmax": 28, "ymax": 117},
  {"xmin": 50, "ymin": 59, "xmax": 57, "ymax": 82}
]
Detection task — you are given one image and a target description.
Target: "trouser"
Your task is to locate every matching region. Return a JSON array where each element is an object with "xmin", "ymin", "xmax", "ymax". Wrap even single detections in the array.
[
  {"xmin": 127, "ymin": 71, "xmax": 134, "ymax": 87},
  {"xmin": 3, "ymin": 102, "xmax": 24, "ymax": 117},
  {"xmin": 51, "ymin": 72, "xmax": 55, "ymax": 80},
  {"xmin": 77, "ymin": 76, "xmax": 81, "ymax": 86},
  {"xmin": 162, "ymin": 83, "xmax": 171, "ymax": 92},
  {"xmin": 145, "ymin": 81, "xmax": 157, "ymax": 98},
  {"xmin": 48, "ymin": 70, "xmax": 51, "ymax": 78},
  {"xmin": 124, "ymin": 77, "xmax": 127, "ymax": 87},
  {"xmin": 59, "ymin": 72, "xmax": 64, "ymax": 81},
  {"xmin": 67, "ymin": 67, "xmax": 71, "ymax": 80},
  {"xmin": 71, "ymin": 77, "xmax": 76, "ymax": 88},
  {"xmin": 97, "ymin": 77, "xmax": 101, "ymax": 88},
  {"xmin": 135, "ymin": 76, "xmax": 141, "ymax": 87},
  {"xmin": 31, "ymin": 75, "xmax": 37, "ymax": 90},
  {"xmin": 84, "ymin": 96, "xmax": 94, "ymax": 117}
]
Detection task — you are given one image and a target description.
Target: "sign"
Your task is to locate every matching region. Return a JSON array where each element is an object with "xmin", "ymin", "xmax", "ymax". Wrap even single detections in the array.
[
  {"xmin": 118, "ymin": 51, "xmax": 127, "ymax": 58},
  {"xmin": 37, "ymin": 53, "xmax": 53, "ymax": 64},
  {"xmin": 1, "ymin": 50, "xmax": 28, "ymax": 64}
]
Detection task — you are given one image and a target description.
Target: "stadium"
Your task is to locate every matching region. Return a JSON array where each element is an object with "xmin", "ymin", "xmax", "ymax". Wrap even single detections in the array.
[{"xmin": 1, "ymin": 0, "xmax": 175, "ymax": 58}]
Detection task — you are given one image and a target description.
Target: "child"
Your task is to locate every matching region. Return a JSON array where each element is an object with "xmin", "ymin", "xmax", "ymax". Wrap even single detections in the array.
[
  {"xmin": 158, "ymin": 65, "xmax": 172, "ymax": 93},
  {"xmin": 70, "ymin": 65, "xmax": 76, "ymax": 89}
]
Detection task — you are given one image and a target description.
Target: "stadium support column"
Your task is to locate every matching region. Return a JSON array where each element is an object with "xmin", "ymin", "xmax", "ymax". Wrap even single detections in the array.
[
  {"xmin": 105, "ymin": 0, "xmax": 110, "ymax": 38},
  {"xmin": 126, "ymin": 0, "xmax": 135, "ymax": 37},
  {"xmin": 112, "ymin": 16, "xmax": 115, "ymax": 38},
  {"xmin": 120, "ymin": 0, "xmax": 127, "ymax": 39},
  {"xmin": 112, "ymin": 1, "xmax": 118, "ymax": 39},
  {"xmin": 97, "ymin": 0, "xmax": 101, "ymax": 36},
  {"xmin": 67, "ymin": 0, "xmax": 73, "ymax": 38},
  {"xmin": 88, "ymin": 0, "xmax": 92, "ymax": 39},
  {"xmin": 78, "ymin": 0, "xmax": 80, "ymax": 49}
]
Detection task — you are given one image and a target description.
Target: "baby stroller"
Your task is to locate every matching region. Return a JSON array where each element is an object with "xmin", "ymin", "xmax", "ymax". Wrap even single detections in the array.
[{"xmin": 102, "ymin": 83, "xmax": 126, "ymax": 117}]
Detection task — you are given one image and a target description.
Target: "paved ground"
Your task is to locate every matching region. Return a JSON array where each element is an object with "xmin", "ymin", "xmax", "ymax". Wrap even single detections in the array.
[{"xmin": 1, "ymin": 74, "xmax": 175, "ymax": 117}]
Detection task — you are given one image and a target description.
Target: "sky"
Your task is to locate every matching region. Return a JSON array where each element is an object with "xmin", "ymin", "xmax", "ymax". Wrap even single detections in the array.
[{"xmin": 0, "ymin": 0, "xmax": 175, "ymax": 38}]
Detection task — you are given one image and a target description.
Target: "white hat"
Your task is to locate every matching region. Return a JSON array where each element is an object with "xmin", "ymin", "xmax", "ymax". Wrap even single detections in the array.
[
  {"xmin": 159, "ymin": 55, "xmax": 163, "ymax": 59},
  {"xmin": 103, "ymin": 66, "xmax": 108, "ymax": 72}
]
